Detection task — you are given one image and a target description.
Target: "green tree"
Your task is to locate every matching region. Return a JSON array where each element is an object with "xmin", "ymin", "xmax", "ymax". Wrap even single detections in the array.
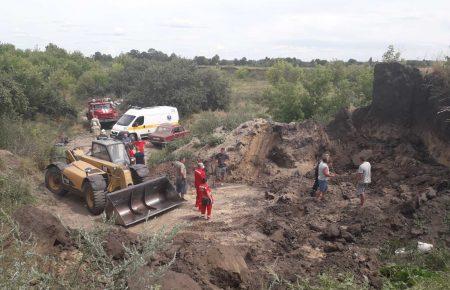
[
  {"xmin": 382, "ymin": 45, "xmax": 401, "ymax": 63},
  {"xmin": 199, "ymin": 68, "xmax": 230, "ymax": 110}
]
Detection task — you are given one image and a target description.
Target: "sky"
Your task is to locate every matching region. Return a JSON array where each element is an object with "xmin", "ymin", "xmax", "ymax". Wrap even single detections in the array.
[{"xmin": 1, "ymin": 0, "xmax": 449, "ymax": 61}]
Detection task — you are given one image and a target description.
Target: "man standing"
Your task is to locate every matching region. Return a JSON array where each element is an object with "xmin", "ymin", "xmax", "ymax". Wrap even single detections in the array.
[
  {"xmin": 194, "ymin": 162, "xmax": 206, "ymax": 209},
  {"xmin": 173, "ymin": 157, "xmax": 187, "ymax": 199},
  {"xmin": 356, "ymin": 156, "xmax": 371, "ymax": 207},
  {"xmin": 215, "ymin": 148, "xmax": 229, "ymax": 186},
  {"xmin": 310, "ymin": 153, "xmax": 329, "ymax": 197},
  {"xmin": 316, "ymin": 154, "xmax": 335, "ymax": 202}
]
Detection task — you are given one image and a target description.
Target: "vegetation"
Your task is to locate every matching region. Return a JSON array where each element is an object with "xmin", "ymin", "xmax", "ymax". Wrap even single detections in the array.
[
  {"xmin": 0, "ymin": 212, "xmax": 178, "ymax": 289},
  {"xmin": 382, "ymin": 45, "xmax": 402, "ymax": 63},
  {"xmin": 269, "ymin": 272, "xmax": 368, "ymax": 290},
  {"xmin": 263, "ymin": 61, "xmax": 373, "ymax": 122},
  {"xmin": 379, "ymin": 240, "xmax": 450, "ymax": 289}
]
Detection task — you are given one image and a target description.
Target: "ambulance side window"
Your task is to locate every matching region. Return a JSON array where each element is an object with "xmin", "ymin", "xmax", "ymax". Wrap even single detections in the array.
[{"xmin": 133, "ymin": 116, "xmax": 144, "ymax": 127}]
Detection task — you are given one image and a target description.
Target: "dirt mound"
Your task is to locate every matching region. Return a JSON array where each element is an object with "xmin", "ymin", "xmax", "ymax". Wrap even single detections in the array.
[
  {"xmin": 158, "ymin": 62, "xmax": 450, "ymax": 287},
  {"xmin": 103, "ymin": 228, "xmax": 139, "ymax": 259},
  {"xmin": 12, "ymin": 205, "xmax": 73, "ymax": 254}
]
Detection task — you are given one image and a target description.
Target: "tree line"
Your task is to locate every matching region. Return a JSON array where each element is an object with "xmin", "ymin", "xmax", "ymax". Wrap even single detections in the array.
[{"xmin": 0, "ymin": 43, "xmax": 230, "ymax": 119}]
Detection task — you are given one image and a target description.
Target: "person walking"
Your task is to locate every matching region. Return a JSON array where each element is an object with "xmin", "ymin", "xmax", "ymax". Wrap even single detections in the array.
[
  {"xmin": 215, "ymin": 148, "xmax": 229, "ymax": 186},
  {"xmin": 194, "ymin": 162, "xmax": 206, "ymax": 209},
  {"xmin": 356, "ymin": 156, "xmax": 371, "ymax": 207},
  {"xmin": 172, "ymin": 157, "xmax": 187, "ymax": 199},
  {"xmin": 199, "ymin": 178, "xmax": 213, "ymax": 220},
  {"xmin": 316, "ymin": 154, "xmax": 335, "ymax": 202}
]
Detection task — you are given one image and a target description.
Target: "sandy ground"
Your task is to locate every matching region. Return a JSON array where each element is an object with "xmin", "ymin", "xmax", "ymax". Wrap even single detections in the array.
[{"xmin": 40, "ymin": 182, "xmax": 267, "ymax": 239}]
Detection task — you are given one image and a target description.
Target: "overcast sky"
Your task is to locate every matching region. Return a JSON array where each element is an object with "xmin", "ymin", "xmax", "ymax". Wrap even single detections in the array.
[{"xmin": 1, "ymin": 0, "xmax": 449, "ymax": 60}]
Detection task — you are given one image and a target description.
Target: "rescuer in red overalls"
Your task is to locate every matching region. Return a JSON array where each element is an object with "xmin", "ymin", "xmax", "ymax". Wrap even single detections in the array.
[
  {"xmin": 199, "ymin": 178, "xmax": 213, "ymax": 220},
  {"xmin": 134, "ymin": 138, "xmax": 146, "ymax": 164},
  {"xmin": 194, "ymin": 162, "xmax": 206, "ymax": 209}
]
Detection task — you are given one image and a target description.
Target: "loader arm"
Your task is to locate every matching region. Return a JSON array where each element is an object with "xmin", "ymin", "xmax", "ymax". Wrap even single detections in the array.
[{"xmin": 72, "ymin": 149, "xmax": 134, "ymax": 192}]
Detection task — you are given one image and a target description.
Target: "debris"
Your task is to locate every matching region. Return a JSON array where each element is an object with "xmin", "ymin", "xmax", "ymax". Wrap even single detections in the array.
[{"xmin": 417, "ymin": 241, "xmax": 433, "ymax": 252}]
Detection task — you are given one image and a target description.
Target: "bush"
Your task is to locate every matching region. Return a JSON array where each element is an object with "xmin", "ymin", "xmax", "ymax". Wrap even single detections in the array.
[
  {"xmin": 147, "ymin": 148, "xmax": 194, "ymax": 167},
  {"xmin": 264, "ymin": 61, "xmax": 373, "ymax": 123},
  {"xmin": 0, "ymin": 174, "xmax": 34, "ymax": 214},
  {"xmin": 0, "ymin": 116, "xmax": 58, "ymax": 169},
  {"xmin": 0, "ymin": 212, "xmax": 179, "ymax": 289},
  {"xmin": 126, "ymin": 59, "xmax": 230, "ymax": 117},
  {"xmin": 235, "ymin": 67, "xmax": 250, "ymax": 79}
]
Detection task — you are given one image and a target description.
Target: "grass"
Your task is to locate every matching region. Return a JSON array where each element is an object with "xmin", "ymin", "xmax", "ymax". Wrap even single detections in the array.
[
  {"xmin": 379, "ymin": 239, "xmax": 450, "ymax": 289},
  {"xmin": 0, "ymin": 174, "xmax": 34, "ymax": 215},
  {"xmin": 268, "ymin": 272, "xmax": 368, "ymax": 290}
]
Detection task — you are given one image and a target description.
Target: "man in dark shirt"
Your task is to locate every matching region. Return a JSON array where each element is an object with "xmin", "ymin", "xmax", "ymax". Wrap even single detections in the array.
[{"xmin": 215, "ymin": 147, "xmax": 229, "ymax": 185}]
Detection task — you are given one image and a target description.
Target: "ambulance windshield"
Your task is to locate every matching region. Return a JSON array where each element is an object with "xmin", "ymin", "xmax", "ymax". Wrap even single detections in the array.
[{"xmin": 117, "ymin": 114, "xmax": 135, "ymax": 126}]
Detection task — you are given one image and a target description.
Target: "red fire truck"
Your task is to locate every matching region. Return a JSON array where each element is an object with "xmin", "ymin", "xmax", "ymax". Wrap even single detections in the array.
[{"xmin": 86, "ymin": 98, "xmax": 119, "ymax": 124}]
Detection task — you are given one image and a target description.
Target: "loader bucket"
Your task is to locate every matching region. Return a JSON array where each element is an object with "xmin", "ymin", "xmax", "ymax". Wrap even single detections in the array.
[{"xmin": 105, "ymin": 176, "xmax": 185, "ymax": 226}]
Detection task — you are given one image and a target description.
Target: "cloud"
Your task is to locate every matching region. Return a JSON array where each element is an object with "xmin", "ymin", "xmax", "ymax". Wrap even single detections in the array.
[
  {"xmin": 113, "ymin": 27, "xmax": 126, "ymax": 36},
  {"xmin": 160, "ymin": 18, "xmax": 205, "ymax": 29}
]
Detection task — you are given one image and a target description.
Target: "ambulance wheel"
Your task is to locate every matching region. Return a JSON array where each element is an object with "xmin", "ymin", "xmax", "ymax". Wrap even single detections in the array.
[
  {"xmin": 130, "ymin": 133, "xmax": 137, "ymax": 141},
  {"xmin": 45, "ymin": 166, "xmax": 68, "ymax": 196},
  {"xmin": 83, "ymin": 181, "xmax": 106, "ymax": 215}
]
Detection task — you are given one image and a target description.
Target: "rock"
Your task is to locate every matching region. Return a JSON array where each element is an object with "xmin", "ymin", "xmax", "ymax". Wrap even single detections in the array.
[
  {"xmin": 415, "ymin": 191, "xmax": 428, "ymax": 206},
  {"xmin": 347, "ymin": 224, "xmax": 362, "ymax": 236},
  {"xmin": 398, "ymin": 184, "xmax": 410, "ymax": 193},
  {"xmin": 207, "ymin": 246, "xmax": 249, "ymax": 288},
  {"xmin": 264, "ymin": 191, "xmax": 275, "ymax": 200},
  {"xmin": 323, "ymin": 242, "xmax": 344, "ymax": 253},
  {"xmin": 425, "ymin": 187, "xmax": 437, "ymax": 200},
  {"xmin": 309, "ymin": 222, "xmax": 324, "ymax": 232},
  {"xmin": 400, "ymin": 199, "xmax": 417, "ymax": 217},
  {"xmin": 277, "ymin": 195, "xmax": 291, "ymax": 204},
  {"xmin": 262, "ymin": 220, "xmax": 279, "ymax": 236},
  {"xmin": 341, "ymin": 231, "xmax": 355, "ymax": 243},
  {"xmin": 410, "ymin": 227, "xmax": 424, "ymax": 236},
  {"xmin": 322, "ymin": 224, "xmax": 341, "ymax": 240}
]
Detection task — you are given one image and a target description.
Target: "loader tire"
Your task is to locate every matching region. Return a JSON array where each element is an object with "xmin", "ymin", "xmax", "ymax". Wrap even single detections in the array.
[
  {"xmin": 45, "ymin": 166, "xmax": 68, "ymax": 196},
  {"xmin": 83, "ymin": 181, "xmax": 106, "ymax": 215}
]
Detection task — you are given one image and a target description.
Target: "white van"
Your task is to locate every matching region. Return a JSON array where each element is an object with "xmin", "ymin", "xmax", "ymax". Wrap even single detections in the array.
[{"xmin": 111, "ymin": 106, "xmax": 179, "ymax": 140}]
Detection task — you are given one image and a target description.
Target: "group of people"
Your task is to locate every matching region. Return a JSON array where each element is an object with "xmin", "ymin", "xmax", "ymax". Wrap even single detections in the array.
[
  {"xmin": 311, "ymin": 153, "xmax": 371, "ymax": 207},
  {"xmin": 171, "ymin": 148, "xmax": 230, "ymax": 220}
]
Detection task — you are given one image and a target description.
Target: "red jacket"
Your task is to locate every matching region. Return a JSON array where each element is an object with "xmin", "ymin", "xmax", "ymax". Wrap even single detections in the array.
[
  {"xmin": 199, "ymin": 183, "xmax": 213, "ymax": 201},
  {"xmin": 134, "ymin": 140, "xmax": 145, "ymax": 153},
  {"xmin": 194, "ymin": 168, "xmax": 206, "ymax": 188}
]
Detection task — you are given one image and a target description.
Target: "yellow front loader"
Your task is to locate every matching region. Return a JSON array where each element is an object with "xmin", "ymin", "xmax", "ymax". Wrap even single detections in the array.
[{"xmin": 45, "ymin": 139, "xmax": 184, "ymax": 226}]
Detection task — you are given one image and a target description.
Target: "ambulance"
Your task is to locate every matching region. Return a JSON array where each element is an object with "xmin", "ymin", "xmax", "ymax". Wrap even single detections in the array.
[{"xmin": 111, "ymin": 106, "xmax": 179, "ymax": 140}]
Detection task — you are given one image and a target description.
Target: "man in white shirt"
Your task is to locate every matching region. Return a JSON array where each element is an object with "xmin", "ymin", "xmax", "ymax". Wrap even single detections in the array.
[
  {"xmin": 316, "ymin": 154, "xmax": 335, "ymax": 202},
  {"xmin": 356, "ymin": 156, "xmax": 371, "ymax": 207}
]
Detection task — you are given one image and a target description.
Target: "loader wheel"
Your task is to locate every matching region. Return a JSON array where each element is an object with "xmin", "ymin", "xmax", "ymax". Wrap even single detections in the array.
[
  {"xmin": 83, "ymin": 182, "xmax": 106, "ymax": 215},
  {"xmin": 45, "ymin": 166, "xmax": 68, "ymax": 196}
]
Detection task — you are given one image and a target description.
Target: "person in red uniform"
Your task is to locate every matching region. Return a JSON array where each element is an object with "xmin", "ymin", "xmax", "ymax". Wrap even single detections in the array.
[
  {"xmin": 134, "ymin": 137, "xmax": 146, "ymax": 164},
  {"xmin": 194, "ymin": 162, "xmax": 206, "ymax": 209},
  {"xmin": 199, "ymin": 178, "xmax": 213, "ymax": 220}
]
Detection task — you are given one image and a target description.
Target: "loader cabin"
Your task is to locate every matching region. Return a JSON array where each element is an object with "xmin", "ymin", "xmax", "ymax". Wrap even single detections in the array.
[{"xmin": 90, "ymin": 139, "xmax": 131, "ymax": 165}]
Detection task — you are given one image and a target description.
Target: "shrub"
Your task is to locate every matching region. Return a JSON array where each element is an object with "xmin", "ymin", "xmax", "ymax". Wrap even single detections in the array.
[
  {"xmin": 0, "ymin": 174, "xmax": 34, "ymax": 214},
  {"xmin": 0, "ymin": 116, "xmax": 58, "ymax": 169},
  {"xmin": 235, "ymin": 67, "xmax": 250, "ymax": 79},
  {"xmin": 147, "ymin": 148, "xmax": 194, "ymax": 167}
]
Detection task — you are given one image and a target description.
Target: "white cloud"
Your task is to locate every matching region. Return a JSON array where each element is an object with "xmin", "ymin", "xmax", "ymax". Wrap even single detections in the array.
[{"xmin": 0, "ymin": 0, "xmax": 449, "ymax": 60}]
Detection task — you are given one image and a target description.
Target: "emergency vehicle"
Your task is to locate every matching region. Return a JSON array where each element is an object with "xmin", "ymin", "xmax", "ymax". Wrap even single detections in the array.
[
  {"xmin": 86, "ymin": 98, "xmax": 119, "ymax": 124},
  {"xmin": 111, "ymin": 106, "xmax": 179, "ymax": 140}
]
